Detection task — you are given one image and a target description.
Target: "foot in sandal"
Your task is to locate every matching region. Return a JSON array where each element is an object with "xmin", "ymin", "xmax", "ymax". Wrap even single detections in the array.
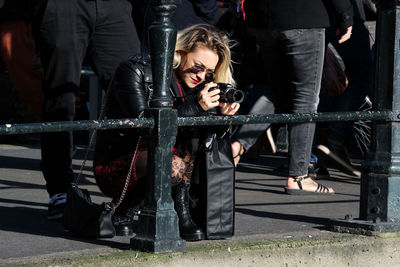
[
  {"xmin": 285, "ymin": 175, "xmax": 335, "ymax": 195},
  {"xmin": 232, "ymin": 141, "xmax": 245, "ymax": 167}
]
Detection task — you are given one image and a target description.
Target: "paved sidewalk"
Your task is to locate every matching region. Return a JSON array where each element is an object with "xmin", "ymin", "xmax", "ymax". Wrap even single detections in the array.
[{"xmin": 0, "ymin": 142, "xmax": 360, "ymax": 264}]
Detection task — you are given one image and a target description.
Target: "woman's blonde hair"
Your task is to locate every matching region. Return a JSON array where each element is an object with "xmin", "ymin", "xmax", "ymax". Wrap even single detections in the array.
[{"xmin": 173, "ymin": 24, "xmax": 235, "ymax": 86}]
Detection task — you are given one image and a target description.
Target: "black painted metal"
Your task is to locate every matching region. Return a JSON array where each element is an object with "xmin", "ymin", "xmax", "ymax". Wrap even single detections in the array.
[
  {"xmin": 177, "ymin": 110, "xmax": 397, "ymax": 127},
  {"xmin": 1, "ymin": 110, "xmax": 396, "ymax": 135},
  {"xmin": 147, "ymin": 0, "xmax": 178, "ymax": 108},
  {"xmin": 130, "ymin": 108, "xmax": 185, "ymax": 252},
  {"xmin": 130, "ymin": 0, "xmax": 185, "ymax": 253},
  {"xmin": 358, "ymin": 0, "xmax": 400, "ymax": 224},
  {"xmin": 0, "ymin": 119, "xmax": 154, "ymax": 135}
]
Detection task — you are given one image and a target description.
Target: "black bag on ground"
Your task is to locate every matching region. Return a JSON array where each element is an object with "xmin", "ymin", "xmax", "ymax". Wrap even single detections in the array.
[
  {"xmin": 63, "ymin": 184, "xmax": 116, "ymax": 238},
  {"xmin": 191, "ymin": 133, "xmax": 235, "ymax": 239}
]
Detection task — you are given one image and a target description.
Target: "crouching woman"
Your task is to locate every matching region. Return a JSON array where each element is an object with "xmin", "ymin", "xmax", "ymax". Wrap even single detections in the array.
[{"xmin": 93, "ymin": 24, "xmax": 239, "ymax": 241}]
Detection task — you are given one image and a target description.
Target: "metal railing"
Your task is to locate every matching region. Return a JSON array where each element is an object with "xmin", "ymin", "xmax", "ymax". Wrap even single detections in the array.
[
  {"xmin": 1, "ymin": 110, "xmax": 398, "ymax": 136},
  {"xmin": 1, "ymin": 0, "xmax": 399, "ymax": 253}
]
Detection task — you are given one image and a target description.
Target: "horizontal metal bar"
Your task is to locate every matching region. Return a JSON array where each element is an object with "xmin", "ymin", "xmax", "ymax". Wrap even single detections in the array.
[
  {"xmin": 0, "ymin": 118, "xmax": 154, "ymax": 135},
  {"xmin": 178, "ymin": 110, "xmax": 396, "ymax": 127},
  {"xmin": 0, "ymin": 110, "xmax": 397, "ymax": 136}
]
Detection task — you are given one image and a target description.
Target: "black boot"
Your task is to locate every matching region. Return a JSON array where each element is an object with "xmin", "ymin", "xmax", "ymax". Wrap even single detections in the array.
[
  {"xmin": 173, "ymin": 181, "xmax": 205, "ymax": 241},
  {"xmin": 112, "ymin": 214, "xmax": 133, "ymax": 236},
  {"xmin": 112, "ymin": 206, "xmax": 137, "ymax": 236}
]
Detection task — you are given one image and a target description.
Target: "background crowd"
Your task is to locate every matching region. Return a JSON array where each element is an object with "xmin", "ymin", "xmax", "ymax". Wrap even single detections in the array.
[{"xmin": 0, "ymin": 0, "xmax": 377, "ymax": 239}]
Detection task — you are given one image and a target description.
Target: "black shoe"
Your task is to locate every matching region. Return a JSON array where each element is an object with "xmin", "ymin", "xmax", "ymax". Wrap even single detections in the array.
[
  {"xmin": 112, "ymin": 215, "xmax": 134, "ymax": 236},
  {"xmin": 48, "ymin": 193, "xmax": 67, "ymax": 221},
  {"xmin": 316, "ymin": 141, "xmax": 361, "ymax": 177},
  {"xmin": 308, "ymin": 162, "xmax": 330, "ymax": 179},
  {"xmin": 173, "ymin": 181, "xmax": 205, "ymax": 241},
  {"xmin": 112, "ymin": 206, "xmax": 138, "ymax": 236}
]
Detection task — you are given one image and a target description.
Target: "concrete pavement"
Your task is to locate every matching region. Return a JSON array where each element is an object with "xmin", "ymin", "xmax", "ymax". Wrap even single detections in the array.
[{"xmin": 0, "ymin": 140, "xmax": 367, "ymax": 264}]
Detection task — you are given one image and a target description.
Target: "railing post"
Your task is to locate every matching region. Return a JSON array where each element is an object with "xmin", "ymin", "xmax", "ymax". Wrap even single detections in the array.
[
  {"xmin": 130, "ymin": 0, "xmax": 185, "ymax": 252},
  {"xmin": 360, "ymin": 0, "xmax": 400, "ymax": 224},
  {"xmin": 332, "ymin": 0, "xmax": 400, "ymax": 232}
]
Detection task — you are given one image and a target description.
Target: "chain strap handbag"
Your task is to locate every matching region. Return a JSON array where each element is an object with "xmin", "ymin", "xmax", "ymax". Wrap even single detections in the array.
[
  {"xmin": 63, "ymin": 55, "xmax": 151, "ymax": 238},
  {"xmin": 62, "ymin": 77, "xmax": 142, "ymax": 238},
  {"xmin": 63, "ymin": 133, "xmax": 141, "ymax": 238}
]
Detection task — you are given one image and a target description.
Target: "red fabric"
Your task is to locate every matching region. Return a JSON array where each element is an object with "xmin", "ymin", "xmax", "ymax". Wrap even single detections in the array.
[
  {"xmin": 94, "ymin": 139, "xmax": 147, "ymax": 199},
  {"xmin": 176, "ymin": 81, "xmax": 185, "ymax": 102}
]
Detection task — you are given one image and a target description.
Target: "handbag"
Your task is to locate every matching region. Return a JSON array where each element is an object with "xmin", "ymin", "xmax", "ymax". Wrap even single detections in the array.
[
  {"xmin": 191, "ymin": 132, "xmax": 235, "ymax": 239},
  {"xmin": 63, "ymin": 84, "xmax": 141, "ymax": 238},
  {"xmin": 64, "ymin": 54, "xmax": 151, "ymax": 238},
  {"xmin": 63, "ymin": 184, "xmax": 116, "ymax": 238},
  {"xmin": 63, "ymin": 137, "xmax": 140, "ymax": 238},
  {"xmin": 322, "ymin": 46, "xmax": 349, "ymax": 96}
]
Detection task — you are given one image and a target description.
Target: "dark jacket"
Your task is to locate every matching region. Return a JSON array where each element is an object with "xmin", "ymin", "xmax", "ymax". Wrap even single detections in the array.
[
  {"xmin": 173, "ymin": 0, "xmax": 219, "ymax": 30},
  {"xmin": 132, "ymin": 0, "xmax": 219, "ymax": 46},
  {"xmin": 245, "ymin": 0, "xmax": 353, "ymax": 30},
  {"xmin": 94, "ymin": 55, "xmax": 224, "ymax": 165}
]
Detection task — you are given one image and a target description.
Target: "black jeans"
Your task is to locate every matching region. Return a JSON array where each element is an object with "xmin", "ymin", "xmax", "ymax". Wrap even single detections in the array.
[
  {"xmin": 36, "ymin": 0, "xmax": 141, "ymax": 197},
  {"xmin": 233, "ymin": 28, "xmax": 325, "ymax": 177}
]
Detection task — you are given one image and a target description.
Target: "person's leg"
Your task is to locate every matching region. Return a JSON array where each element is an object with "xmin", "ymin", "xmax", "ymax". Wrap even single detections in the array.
[
  {"xmin": 0, "ymin": 21, "xmax": 43, "ymax": 121},
  {"xmin": 36, "ymin": 0, "xmax": 94, "ymax": 218},
  {"xmin": 170, "ymin": 151, "xmax": 204, "ymax": 241},
  {"xmin": 314, "ymin": 18, "xmax": 373, "ymax": 177},
  {"xmin": 231, "ymin": 95, "xmax": 275, "ymax": 165},
  {"xmin": 94, "ymin": 143, "xmax": 204, "ymax": 239},
  {"xmin": 279, "ymin": 28, "xmax": 334, "ymax": 194},
  {"xmin": 231, "ymin": 30, "xmax": 283, "ymax": 165},
  {"xmin": 86, "ymin": 0, "xmax": 141, "ymax": 90},
  {"xmin": 93, "ymin": 142, "xmax": 147, "ymax": 236}
]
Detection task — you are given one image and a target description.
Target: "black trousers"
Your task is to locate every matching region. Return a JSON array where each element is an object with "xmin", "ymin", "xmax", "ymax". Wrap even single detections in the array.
[{"xmin": 35, "ymin": 0, "xmax": 141, "ymax": 197}]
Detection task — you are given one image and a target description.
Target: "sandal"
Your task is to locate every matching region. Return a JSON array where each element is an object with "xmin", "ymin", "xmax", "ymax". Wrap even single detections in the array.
[
  {"xmin": 232, "ymin": 143, "xmax": 245, "ymax": 167},
  {"xmin": 285, "ymin": 176, "xmax": 334, "ymax": 195}
]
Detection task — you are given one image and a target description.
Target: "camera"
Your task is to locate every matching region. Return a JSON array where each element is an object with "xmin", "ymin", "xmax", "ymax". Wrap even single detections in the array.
[{"xmin": 211, "ymin": 83, "xmax": 244, "ymax": 103}]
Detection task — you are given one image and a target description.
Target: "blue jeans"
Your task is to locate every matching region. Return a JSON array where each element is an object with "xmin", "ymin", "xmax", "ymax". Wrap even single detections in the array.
[{"xmin": 233, "ymin": 28, "xmax": 325, "ymax": 177}]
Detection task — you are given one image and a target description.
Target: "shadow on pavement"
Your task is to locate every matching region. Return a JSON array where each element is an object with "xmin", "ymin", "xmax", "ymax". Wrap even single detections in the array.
[
  {"xmin": 235, "ymin": 207, "xmax": 329, "ymax": 226},
  {"xmin": 0, "ymin": 206, "xmax": 130, "ymax": 250}
]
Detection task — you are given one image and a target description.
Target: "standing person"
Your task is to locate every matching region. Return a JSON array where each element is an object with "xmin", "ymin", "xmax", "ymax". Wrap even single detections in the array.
[
  {"xmin": 0, "ymin": 0, "xmax": 43, "ymax": 121},
  {"xmin": 32, "ymin": 0, "xmax": 141, "ymax": 220},
  {"xmin": 231, "ymin": 0, "xmax": 353, "ymax": 195},
  {"xmin": 93, "ymin": 24, "xmax": 239, "ymax": 238},
  {"xmin": 314, "ymin": 0, "xmax": 374, "ymax": 176},
  {"xmin": 132, "ymin": 0, "xmax": 219, "ymax": 53}
]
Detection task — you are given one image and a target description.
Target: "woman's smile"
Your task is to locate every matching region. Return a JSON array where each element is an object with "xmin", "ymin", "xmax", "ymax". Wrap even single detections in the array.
[{"xmin": 191, "ymin": 77, "xmax": 200, "ymax": 85}]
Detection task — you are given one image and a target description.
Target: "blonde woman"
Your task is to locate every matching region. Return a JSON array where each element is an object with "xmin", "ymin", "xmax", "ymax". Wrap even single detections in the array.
[{"xmin": 93, "ymin": 24, "xmax": 239, "ymax": 240}]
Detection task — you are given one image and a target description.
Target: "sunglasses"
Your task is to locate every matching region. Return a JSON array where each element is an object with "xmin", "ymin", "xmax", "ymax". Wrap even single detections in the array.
[{"xmin": 189, "ymin": 65, "xmax": 215, "ymax": 82}]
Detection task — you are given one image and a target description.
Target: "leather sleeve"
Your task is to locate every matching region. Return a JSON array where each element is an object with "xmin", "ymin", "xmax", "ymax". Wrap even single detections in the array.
[
  {"xmin": 111, "ymin": 57, "xmax": 209, "ymax": 118},
  {"xmin": 176, "ymin": 96, "xmax": 208, "ymax": 117},
  {"xmin": 111, "ymin": 58, "xmax": 148, "ymax": 119}
]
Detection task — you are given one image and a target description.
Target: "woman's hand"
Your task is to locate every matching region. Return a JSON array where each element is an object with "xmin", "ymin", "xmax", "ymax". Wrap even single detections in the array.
[
  {"xmin": 219, "ymin": 102, "xmax": 240, "ymax": 115},
  {"xmin": 337, "ymin": 26, "xmax": 353, "ymax": 44},
  {"xmin": 197, "ymin": 82, "xmax": 220, "ymax": 111}
]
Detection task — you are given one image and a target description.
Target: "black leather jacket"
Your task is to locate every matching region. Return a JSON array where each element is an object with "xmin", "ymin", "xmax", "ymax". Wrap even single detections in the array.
[
  {"xmin": 94, "ymin": 55, "xmax": 226, "ymax": 166},
  {"xmin": 104, "ymin": 55, "xmax": 207, "ymax": 120}
]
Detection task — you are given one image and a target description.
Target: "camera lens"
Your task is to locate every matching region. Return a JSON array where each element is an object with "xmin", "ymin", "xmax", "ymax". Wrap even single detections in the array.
[{"xmin": 217, "ymin": 83, "xmax": 244, "ymax": 103}]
